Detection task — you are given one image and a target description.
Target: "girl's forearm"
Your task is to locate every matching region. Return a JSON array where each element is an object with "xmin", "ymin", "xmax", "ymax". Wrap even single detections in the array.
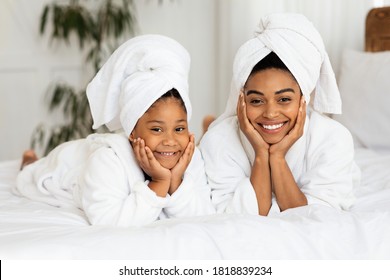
[{"xmin": 148, "ymin": 179, "xmax": 170, "ymax": 197}]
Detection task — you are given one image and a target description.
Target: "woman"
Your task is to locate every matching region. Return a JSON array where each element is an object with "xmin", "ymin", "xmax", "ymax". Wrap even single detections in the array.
[{"xmin": 199, "ymin": 13, "xmax": 360, "ymax": 216}]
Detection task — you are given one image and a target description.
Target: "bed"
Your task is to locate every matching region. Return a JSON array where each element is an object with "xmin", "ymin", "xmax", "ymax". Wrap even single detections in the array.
[{"xmin": 2, "ymin": 7, "xmax": 390, "ymax": 260}]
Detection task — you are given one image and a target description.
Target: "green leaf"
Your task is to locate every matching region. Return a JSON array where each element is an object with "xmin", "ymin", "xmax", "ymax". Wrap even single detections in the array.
[{"xmin": 40, "ymin": 5, "xmax": 49, "ymax": 34}]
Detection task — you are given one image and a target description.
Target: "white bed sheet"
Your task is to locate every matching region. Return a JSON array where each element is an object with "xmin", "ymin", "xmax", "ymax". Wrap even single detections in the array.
[{"xmin": 1, "ymin": 148, "xmax": 390, "ymax": 259}]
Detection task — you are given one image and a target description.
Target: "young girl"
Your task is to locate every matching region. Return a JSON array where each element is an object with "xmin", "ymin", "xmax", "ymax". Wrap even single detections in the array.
[
  {"xmin": 14, "ymin": 34, "xmax": 215, "ymax": 227},
  {"xmin": 199, "ymin": 13, "xmax": 360, "ymax": 216}
]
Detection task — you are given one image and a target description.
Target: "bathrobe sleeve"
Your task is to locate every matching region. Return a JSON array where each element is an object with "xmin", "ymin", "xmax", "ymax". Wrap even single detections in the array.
[
  {"xmin": 299, "ymin": 113, "xmax": 359, "ymax": 210},
  {"xmin": 163, "ymin": 148, "xmax": 216, "ymax": 217},
  {"xmin": 80, "ymin": 146, "xmax": 168, "ymax": 227},
  {"xmin": 199, "ymin": 118, "xmax": 259, "ymax": 214}
]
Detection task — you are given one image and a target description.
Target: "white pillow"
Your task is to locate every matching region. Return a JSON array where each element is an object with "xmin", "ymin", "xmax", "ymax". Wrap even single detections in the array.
[{"xmin": 334, "ymin": 49, "xmax": 390, "ymax": 151}]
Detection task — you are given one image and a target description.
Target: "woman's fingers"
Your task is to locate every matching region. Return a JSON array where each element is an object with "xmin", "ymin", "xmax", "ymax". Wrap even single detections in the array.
[{"xmin": 291, "ymin": 96, "xmax": 306, "ymax": 138}]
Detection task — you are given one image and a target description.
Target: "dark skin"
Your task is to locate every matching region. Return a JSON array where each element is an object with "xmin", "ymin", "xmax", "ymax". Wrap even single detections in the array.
[
  {"xmin": 237, "ymin": 68, "xmax": 307, "ymax": 215},
  {"xmin": 130, "ymin": 97, "xmax": 195, "ymax": 197}
]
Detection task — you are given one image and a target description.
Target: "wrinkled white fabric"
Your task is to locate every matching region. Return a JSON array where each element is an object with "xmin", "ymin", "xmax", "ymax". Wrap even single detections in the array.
[
  {"xmin": 86, "ymin": 34, "xmax": 192, "ymax": 136},
  {"xmin": 200, "ymin": 110, "xmax": 360, "ymax": 214},
  {"xmin": 15, "ymin": 134, "xmax": 215, "ymax": 227}
]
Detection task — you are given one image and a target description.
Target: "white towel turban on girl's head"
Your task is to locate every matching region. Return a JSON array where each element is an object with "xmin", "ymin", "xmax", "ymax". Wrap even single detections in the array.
[
  {"xmin": 217, "ymin": 13, "xmax": 342, "ymax": 125},
  {"xmin": 86, "ymin": 34, "xmax": 192, "ymax": 136}
]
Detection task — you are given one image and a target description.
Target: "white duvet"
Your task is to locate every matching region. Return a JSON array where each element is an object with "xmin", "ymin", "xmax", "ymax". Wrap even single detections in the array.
[{"xmin": 1, "ymin": 148, "xmax": 390, "ymax": 259}]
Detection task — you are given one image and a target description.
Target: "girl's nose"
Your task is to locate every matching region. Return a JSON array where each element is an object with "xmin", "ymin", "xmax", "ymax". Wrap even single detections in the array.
[{"xmin": 162, "ymin": 132, "xmax": 177, "ymax": 146}]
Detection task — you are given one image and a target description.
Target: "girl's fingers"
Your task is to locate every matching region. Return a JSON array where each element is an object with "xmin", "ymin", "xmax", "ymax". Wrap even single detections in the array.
[
  {"xmin": 138, "ymin": 139, "xmax": 148, "ymax": 162},
  {"xmin": 187, "ymin": 133, "xmax": 195, "ymax": 156},
  {"xmin": 145, "ymin": 146, "xmax": 156, "ymax": 162},
  {"xmin": 189, "ymin": 133, "xmax": 195, "ymax": 144},
  {"xmin": 184, "ymin": 141, "xmax": 194, "ymax": 159},
  {"xmin": 133, "ymin": 138, "xmax": 141, "ymax": 160}
]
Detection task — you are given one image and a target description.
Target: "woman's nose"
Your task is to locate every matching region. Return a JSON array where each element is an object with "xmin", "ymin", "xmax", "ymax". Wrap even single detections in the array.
[{"xmin": 262, "ymin": 103, "xmax": 279, "ymax": 119}]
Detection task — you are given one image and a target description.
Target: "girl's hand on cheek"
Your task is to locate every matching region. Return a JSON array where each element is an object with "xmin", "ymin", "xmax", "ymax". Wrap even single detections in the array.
[
  {"xmin": 237, "ymin": 91, "xmax": 269, "ymax": 154},
  {"xmin": 132, "ymin": 138, "xmax": 171, "ymax": 182},
  {"xmin": 169, "ymin": 133, "xmax": 195, "ymax": 194},
  {"xmin": 270, "ymin": 97, "xmax": 306, "ymax": 158}
]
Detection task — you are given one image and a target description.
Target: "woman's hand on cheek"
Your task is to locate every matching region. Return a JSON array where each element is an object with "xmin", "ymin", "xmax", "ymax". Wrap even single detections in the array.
[
  {"xmin": 132, "ymin": 138, "xmax": 171, "ymax": 183},
  {"xmin": 169, "ymin": 133, "xmax": 195, "ymax": 194},
  {"xmin": 237, "ymin": 91, "xmax": 269, "ymax": 154},
  {"xmin": 270, "ymin": 97, "xmax": 306, "ymax": 158}
]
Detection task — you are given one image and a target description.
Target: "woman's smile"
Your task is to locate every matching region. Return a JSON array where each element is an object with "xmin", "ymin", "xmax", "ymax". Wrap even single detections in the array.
[{"xmin": 259, "ymin": 121, "xmax": 288, "ymax": 133}]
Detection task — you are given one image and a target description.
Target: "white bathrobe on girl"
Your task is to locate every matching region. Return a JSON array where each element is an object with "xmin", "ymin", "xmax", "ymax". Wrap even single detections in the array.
[
  {"xmin": 199, "ymin": 13, "xmax": 360, "ymax": 215},
  {"xmin": 15, "ymin": 35, "xmax": 215, "ymax": 227}
]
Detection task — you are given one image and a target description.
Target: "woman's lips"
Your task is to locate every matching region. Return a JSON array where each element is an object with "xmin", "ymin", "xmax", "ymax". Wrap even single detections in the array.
[{"xmin": 258, "ymin": 121, "xmax": 288, "ymax": 134}]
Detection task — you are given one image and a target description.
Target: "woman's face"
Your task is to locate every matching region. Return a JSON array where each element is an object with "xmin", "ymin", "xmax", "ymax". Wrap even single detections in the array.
[
  {"xmin": 244, "ymin": 68, "xmax": 302, "ymax": 144},
  {"xmin": 130, "ymin": 97, "xmax": 189, "ymax": 169}
]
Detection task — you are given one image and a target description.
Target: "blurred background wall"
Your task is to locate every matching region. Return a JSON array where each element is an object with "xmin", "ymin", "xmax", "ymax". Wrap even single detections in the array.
[{"xmin": 1, "ymin": 0, "xmax": 389, "ymax": 160}]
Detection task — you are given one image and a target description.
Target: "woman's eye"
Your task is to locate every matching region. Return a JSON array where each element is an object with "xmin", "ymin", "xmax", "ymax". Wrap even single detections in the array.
[
  {"xmin": 249, "ymin": 99, "xmax": 263, "ymax": 105},
  {"xmin": 279, "ymin": 97, "xmax": 292, "ymax": 103}
]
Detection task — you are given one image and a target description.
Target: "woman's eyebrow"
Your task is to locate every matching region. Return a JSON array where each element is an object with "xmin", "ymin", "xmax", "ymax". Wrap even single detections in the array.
[
  {"xmin": 246, "ymin": 88, "xmax": 295, "ymax": 96},
  {"xmin": 275, "ymin": 88, "xmax": 295, "ymax": 94},
  {"xmin": 246, "ymin": 90, "xmax": 264, "ymax": 96}
]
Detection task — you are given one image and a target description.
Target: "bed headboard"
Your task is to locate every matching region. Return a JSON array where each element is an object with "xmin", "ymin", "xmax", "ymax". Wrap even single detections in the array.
[{"xmin": 365, "ymin": 6, "xmax": 390, "ymax": 52}]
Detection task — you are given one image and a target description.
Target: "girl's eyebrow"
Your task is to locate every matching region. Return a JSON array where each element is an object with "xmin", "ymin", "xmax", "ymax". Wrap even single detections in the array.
[
  {"xmin": 246, "ymin": 88, "xmax": 295, "ymax": 96},
  {"xmin": 147, "ymin": 120, "xmax": 165, "ymax": 124},
  {"xmin": 147, "ymin": 119, "xmax": 187, "ymax": 124}
]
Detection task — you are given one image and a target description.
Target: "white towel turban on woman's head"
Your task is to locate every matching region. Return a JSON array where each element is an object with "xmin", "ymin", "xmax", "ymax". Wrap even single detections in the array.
[
  {"xmin": 217, "ymin": 13, "xmax": 342, "ymax": 125},
  {"xmin": 86, "ymin": 34, "xmax": 192, "ymax": 136}
]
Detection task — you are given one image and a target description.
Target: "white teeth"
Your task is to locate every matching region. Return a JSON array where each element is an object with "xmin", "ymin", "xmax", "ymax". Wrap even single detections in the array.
[
  {"xmin": 262, "ymin": 123, "xmax": 284, "ymax": 130},
  {"xmin": 160, "ymin": 152, "xmax": 175, "ymax": 156}
]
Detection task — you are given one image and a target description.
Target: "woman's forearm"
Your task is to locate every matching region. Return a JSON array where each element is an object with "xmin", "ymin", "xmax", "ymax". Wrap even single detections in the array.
[
  {"xmin": 270, "ymin": 156, "xmax": 307, "ymax": 211},
  {"xmin": 250, "ymin": 152, "xmax": 272, "ymax": 215}
]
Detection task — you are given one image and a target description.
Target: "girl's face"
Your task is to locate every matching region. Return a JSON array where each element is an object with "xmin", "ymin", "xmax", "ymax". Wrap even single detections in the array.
[
  {"xmin": 244, "ymin": 68, "xmax": 302, "ymax": 144},
  {"xmin": 130, "ymin": 97, "xmax": 189, "ymax": 169}
]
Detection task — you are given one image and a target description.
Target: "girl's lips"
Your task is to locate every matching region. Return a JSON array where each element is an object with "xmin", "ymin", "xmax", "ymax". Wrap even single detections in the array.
[
  {"xmin": 154, "ymin": 151, "xmax": 180, "ymax": 159},
  {"xmin": 158, "ymin": 152, "xmax": 175, "ymax": 156}
]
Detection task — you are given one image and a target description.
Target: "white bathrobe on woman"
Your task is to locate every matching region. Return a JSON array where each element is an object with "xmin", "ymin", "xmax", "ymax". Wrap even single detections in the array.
[
  {"xmin": 15, "ymin": 35, "xmax": 215, "ymax": 227},
  {"xmin": 199, "ymin": 13, "xmax": 360, "ymax": 214}
]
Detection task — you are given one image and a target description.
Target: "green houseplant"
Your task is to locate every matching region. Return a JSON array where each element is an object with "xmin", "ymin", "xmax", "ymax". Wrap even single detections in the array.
[{"xmin": 32, "ymin": 0, "xmax": 136, "ymax": 155}]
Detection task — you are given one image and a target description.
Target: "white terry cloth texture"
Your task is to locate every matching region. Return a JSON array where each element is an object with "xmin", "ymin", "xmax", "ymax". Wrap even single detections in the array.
[
  {"xmin": 15, "ymin": 133, "xmax": 215, "ymax": 227},
  {"xmin": 86, "ymin": 34, "xmax": 192, "ymax": 136},
  {"xmin": 200, "ymin": 13, "xmax": 359, "ymax": 214}
]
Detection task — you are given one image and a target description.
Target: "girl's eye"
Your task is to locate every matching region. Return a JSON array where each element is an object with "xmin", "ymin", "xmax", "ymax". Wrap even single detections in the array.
[
  {"xmin": 151, "ymin": 128, "xmax": 162, "ymax": 132},
  {"xmin": 175, "ymin": 127, "xmax": 186, "ymax": 132}
]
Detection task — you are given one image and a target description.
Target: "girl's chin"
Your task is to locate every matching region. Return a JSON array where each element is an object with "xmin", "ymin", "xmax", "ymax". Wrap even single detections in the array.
[{"xmin": 159, "ymin": 160, "xmax": 179, "ymax": 170}]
